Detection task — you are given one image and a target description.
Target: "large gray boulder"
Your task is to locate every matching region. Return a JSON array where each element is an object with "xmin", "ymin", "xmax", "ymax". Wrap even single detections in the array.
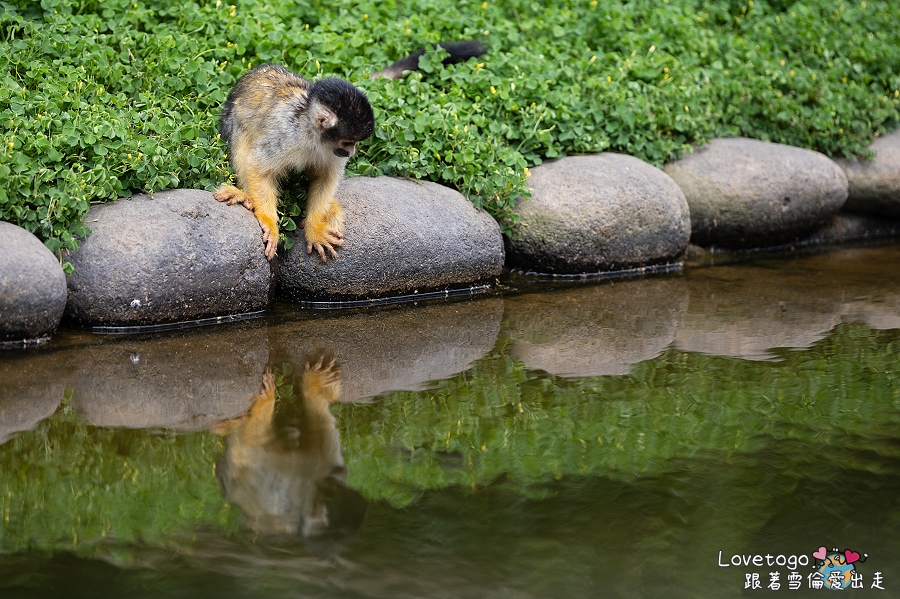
[
  {"xmin": 65, "ymin": 189, "xmax": 271, "ymax": 326},
  {"xmin": 276, "ymin": 176, "xmax": 504, "ymax": 300},
  {"xmin": 504, "ymin": 154, "xmax": 691, "ymax": 274},
  {"xmin": 664, "ymin": 137, "xmax": 848, "ymax": 248},
  {"xmin": 837, "ymin": 129, "xmax": 900, "ymax": 218},
  {"xmin": 0, "ymin": 221, "xmax": 68, "ymax": 343}
]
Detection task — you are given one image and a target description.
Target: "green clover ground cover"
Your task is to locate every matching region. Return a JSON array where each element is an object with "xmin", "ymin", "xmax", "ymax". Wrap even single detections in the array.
[{"xmin": 1, "ymin": 0, "xmax": 898, "ymax": 259}]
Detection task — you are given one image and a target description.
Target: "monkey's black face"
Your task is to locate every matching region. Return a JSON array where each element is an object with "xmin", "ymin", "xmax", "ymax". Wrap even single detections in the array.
[{"xmin": 310, "ymin": 78, "xmax": 375, "ymax": 155}]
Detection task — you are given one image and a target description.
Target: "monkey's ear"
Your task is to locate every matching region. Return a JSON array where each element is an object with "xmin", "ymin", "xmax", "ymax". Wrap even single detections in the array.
[{"xmin": 311, "ymin": 103, "xmax": 339, "ymax": 132}]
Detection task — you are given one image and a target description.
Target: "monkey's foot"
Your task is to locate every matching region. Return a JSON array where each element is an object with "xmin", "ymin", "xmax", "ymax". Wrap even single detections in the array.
[
  {"xmin": 213, "ymin": 184, "xmax": 255, "ymax": 211},
  {"xmin": 260, "ymin": 222, "xmax": 279, "ymax": 260}
]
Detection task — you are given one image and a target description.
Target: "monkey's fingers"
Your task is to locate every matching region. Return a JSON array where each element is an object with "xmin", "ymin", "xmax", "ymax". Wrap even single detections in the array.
[
  {"xmin": 213, "ymin": 185, "xmax": 255, "ymax": 210},
  {"xmin": 260, "ymin": 367, "xmax": 275, "ymax": 394},
  {"xmin": 264, "ymin": 237, "xmax": 278, "ymax": 260},
  {"xmin": 307, "ymin": 241, "xmax": 340, "ymax": 262},
  {"xmin": 307, "ymin": 357, "xmax": 341, "ymax": 388},
  {"xmin": 260, "ymin": 225, "xmax": 278, "ymax": 260},
  {"xmin": 212, "ymin": 189, "xmax": 232, "ymax": 203}
]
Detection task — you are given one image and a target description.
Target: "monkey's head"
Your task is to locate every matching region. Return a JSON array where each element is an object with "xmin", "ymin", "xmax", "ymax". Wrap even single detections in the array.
[{"xmin": 308, "ymin": 78, "xmax": 375, "ymax": 159}]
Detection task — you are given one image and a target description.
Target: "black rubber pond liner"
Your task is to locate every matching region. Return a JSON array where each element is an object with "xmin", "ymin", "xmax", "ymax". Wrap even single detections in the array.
[
  {"xmin": 299, "ymin": 284, "xmax": 492, "ymax": 310},
  {"xmin": 509, "ymin": 262, "xmax": 683, "ymax": 281},
  {"xmin": 91, "ymin": 310, "xmax": 266, "ymax": 334}
]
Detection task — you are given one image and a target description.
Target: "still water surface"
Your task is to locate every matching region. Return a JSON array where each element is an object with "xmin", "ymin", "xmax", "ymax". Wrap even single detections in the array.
[{"xmin": 1, "ymin": 244, "xmax": 899, "ymax": 598}]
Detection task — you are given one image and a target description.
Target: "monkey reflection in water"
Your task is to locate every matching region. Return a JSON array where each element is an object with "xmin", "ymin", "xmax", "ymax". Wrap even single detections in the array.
[{"xmin": 212, "ymin": 354, "xmax": 367, "ymax": 551}]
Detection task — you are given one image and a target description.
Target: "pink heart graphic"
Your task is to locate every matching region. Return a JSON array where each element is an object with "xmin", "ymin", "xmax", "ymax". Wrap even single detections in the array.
[
  {"xmin": 845, "ymin": 550, "xmax": 860, "ymax": 564},
  {"xmin": 813, "ymin": 547, "xmax": 828, "ymax": 560}
]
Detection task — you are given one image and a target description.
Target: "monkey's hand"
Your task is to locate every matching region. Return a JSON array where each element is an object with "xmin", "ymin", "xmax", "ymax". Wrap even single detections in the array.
[
  {"xmin": 214, "ymin": 187, "xmax": 280, "ymax": 259},
  {"xmin": 302, "ymin": 226, "xmax": 344, "ymax": 262},
  {"xmin": 302, "ymin": 354, "xmax": 342, "ymax": 406},
  {"xmin": 302, "ymin": 201, "xmax": 345, "ymax": 262},
  {"xmin": 210, "ymin": 367, "xmax": 276, "ymax": 436},
  {"xmin": 213, "ymin": 185, "xmax": 255, "ymax": 211},
  {"xmin": 260, "ymin": 221, "xmax": 278, "ymax": 260}
]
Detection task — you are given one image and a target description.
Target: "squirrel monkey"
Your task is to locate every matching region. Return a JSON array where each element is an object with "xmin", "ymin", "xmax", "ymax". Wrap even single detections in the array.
[
  {"xmin": 214, "ymin": 66, "xmax": 374, "ymax": 261},
  {"xmin": 214, "ymin": 40, "xmax": 487, "ymax": 262}
]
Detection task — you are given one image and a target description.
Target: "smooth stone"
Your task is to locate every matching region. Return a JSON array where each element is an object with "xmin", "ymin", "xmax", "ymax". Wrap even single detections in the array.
[
  {"xmin": 505, "ymin": 153, "xmax": 691, "ymax": 274},
  {"xmin": 0, "ymin": 221, "xmax": 68, "ymax": 343},
  {"xmin": 276, "ymin": 176, "xmax": 504, "ymax": 300},
  {"xmin": 803, "ymin": 211, "xmax": 900, "ymax": 246},
  {"xmin": 64, "ymin": 189, "xmax": 271, "ymax": 326},
  {"xmin": 837, "ymin": 129, "xmax": 900, "ymax": 218},
  {"xmin": 664, "ymin": 137, "xmax": 848, "ymax": 248}
]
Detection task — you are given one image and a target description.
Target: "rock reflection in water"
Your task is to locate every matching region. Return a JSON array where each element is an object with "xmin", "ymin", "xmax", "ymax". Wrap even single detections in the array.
[
  {"xmin": 212, "ymin": 354, "xmax": 367, "ymax": 553},
  {"xmin": 502, "ymin": 277, "xmax": 688, "ymax": 376},
  {"xmin": 0, "ymin": 350, "xmax": 66, "ymax": 443},
  {"xmin": 266, "ymin": 298, "xmax": 503, "ymax": 401},
  {"xmin": 0, "ymin": 299, "xmax": 503, "ymax": 437},
  {"xmin": 68, "ymin": 324, "xmax": 269, "ymax": 429},
  {"xmin": 677, "ymin": 245, "xmax": 900, "ymax": 360}
]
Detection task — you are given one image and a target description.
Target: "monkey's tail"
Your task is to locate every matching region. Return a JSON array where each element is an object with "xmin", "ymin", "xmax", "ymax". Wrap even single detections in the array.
[{"xmin": 373, "ymin": 39, "xmax": 488, "ymax": 80}]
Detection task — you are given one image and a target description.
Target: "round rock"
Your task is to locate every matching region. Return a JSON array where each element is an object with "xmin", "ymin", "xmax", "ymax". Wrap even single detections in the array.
[
  {"xmin": 0, "ymin": 221, "xmax": 67, "ymax": 343},
  {"xmin": 276, "ymin": 176, "xmax": 504, "ymax": 300},
  {"xmin": 837, "ymin": 129, "xmax": 900, "ymax": 218},
  {"xmin": 65, "ymin": 189, "xmax": 271, "ymax": 326},
  {"xmin": 664, "ymin": 137, "xmax": 848, "ymax": 248},
  {"xmin": 505, "ymin": 154, "xmax": 691, "ymax": 274}
]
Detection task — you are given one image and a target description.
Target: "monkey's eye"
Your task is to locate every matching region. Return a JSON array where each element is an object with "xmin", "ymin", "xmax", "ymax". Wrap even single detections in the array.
[{"xmin": 333, "ymin": 148, "xmax": 351, "ymax": 158}]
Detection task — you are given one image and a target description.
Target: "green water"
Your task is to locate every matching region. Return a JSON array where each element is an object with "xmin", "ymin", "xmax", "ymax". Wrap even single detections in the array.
[{"xmin": 1, "ymin": 245, "xmax": 899, "ymax": 598}]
